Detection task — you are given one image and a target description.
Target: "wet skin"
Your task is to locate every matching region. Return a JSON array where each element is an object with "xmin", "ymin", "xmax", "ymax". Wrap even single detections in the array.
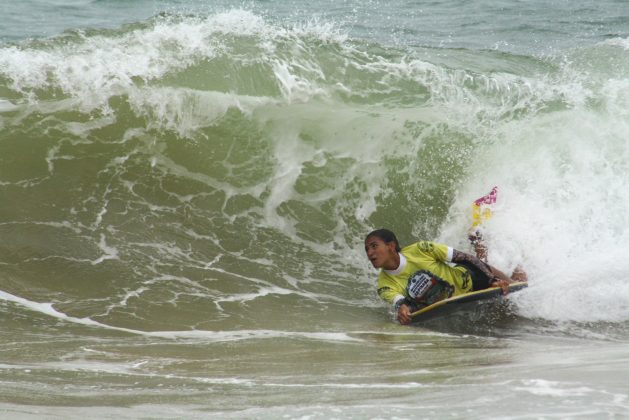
[{"xmin": 364, "ymin": 236, "xmax": 399, "ymax": 271}]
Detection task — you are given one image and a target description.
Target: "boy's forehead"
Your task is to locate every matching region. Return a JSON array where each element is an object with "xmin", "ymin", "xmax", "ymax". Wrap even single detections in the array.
[{"xmin": 365, "ymin": 236, "xmax": 383, "ymax": 245}]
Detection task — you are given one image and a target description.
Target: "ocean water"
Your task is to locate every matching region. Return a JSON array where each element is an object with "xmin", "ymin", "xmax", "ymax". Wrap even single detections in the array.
[{"xmin": 1, "ymin": 0, "xmax": 629, "ymax": 418}]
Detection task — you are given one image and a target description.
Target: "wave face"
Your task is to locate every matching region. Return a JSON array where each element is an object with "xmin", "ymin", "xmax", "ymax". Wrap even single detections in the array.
[{"xmin": 2, "ymin": 9, "xmax": 629, "ymax": 333}]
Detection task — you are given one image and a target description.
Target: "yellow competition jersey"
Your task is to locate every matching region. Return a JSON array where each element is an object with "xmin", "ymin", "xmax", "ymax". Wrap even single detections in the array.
[{"xmin": 376, "ymin": 241, "xmax": 473, "ymax": 306}]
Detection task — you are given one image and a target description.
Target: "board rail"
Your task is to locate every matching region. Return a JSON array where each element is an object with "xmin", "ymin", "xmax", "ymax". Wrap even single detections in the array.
[{"xmin": 410, "ymin": 281, "xmax": 528, "ymax": 323}]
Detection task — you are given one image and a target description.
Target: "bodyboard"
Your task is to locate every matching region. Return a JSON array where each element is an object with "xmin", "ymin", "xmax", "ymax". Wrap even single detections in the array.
[{"xmin": 410, "ymin": 281, "xmax": 527, "ymax": 323}]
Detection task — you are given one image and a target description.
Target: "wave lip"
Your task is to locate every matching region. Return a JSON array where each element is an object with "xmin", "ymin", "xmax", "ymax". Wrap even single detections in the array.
[{"xmin": 0, "ymin": 10, "xmax": 351, "ymax": 112}]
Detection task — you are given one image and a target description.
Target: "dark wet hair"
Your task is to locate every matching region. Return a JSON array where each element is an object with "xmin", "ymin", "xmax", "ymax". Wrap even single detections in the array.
[{"xmin": 365, "ymin": 228, "xmax": 401, "ymax": 252}]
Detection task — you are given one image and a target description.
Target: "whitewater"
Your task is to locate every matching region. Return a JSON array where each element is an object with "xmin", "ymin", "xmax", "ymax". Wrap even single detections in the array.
[{"xmin": 1, "ymin": 1, "xmax": 629, "ymax": 418}]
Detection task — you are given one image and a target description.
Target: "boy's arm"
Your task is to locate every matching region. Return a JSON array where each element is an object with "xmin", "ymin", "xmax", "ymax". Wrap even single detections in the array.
[
  {"xmin": 450, "ymin": 249, "xmax": 496, "ymax": 281},
  {"xmin": 378, "ymin": 286, "xmax": 413, "ymax": 325}
]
